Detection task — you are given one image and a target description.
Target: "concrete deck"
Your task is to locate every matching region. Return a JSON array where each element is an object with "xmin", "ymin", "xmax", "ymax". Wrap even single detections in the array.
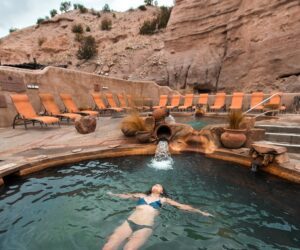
[{"xmin": 0, "ymin": 115, "xmax": 300, "ymax": 186}]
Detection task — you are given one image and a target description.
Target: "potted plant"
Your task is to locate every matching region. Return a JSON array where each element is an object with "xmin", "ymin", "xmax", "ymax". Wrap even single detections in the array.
[{"xmin": 220, "ymin": 110, "xmax": 247, "ymax": 149}]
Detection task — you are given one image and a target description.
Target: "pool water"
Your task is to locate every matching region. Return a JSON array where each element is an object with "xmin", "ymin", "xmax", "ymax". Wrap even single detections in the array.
[
  {"xmin": 0, "ymin": 155, "xmax": 300, "ymax": 250},
  {"xmin": 174, "ymin": 116, "xmax": 226, "ymax": 130}
]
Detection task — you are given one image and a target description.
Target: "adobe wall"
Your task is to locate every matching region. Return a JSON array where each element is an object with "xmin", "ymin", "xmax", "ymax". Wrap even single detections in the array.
[{"xmin": 0, "ymin": 66, "xmax": 177, "ymax": 127}]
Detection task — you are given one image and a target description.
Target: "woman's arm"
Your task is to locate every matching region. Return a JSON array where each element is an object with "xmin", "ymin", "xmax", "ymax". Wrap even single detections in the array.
[
  {"xmin": 107, "ymin": 192, "xmax": 146, "ymax": 200},
  {"xmin": 165, "ymin": 198, "xmax": 213, "ymax": 217}
]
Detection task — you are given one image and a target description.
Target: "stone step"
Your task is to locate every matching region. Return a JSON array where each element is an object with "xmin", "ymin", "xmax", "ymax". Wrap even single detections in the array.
[
  {"xmin": 255, "ymin": 125, "xmax": 300, "ymax": 134},
  {"xmin": 265, "ymin": 132, "xmax": 300, "ymax": 144},
  {"xmin": 257, "ymin": 141, "xmax": 300, "ymax": 154}
]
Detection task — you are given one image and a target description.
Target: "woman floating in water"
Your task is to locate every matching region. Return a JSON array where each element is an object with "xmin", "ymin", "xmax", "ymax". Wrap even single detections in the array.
[{"xmin": 103, "ymin": 184, "xmax": 212, "ymax": 250}]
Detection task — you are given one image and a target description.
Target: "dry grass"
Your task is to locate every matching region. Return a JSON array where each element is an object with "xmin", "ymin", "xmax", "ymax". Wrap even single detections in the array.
[
  {"xmin": 121, "ymin": 112, "xmax": 147, "ymax": 134},
  {"xmin": 228, "ymin": 110, "xmax": 245, "ymax": 129}
]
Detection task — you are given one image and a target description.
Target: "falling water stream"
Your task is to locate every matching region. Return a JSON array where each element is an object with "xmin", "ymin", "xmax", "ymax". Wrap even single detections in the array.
[{"xmin": 148, "ymin": 140, "xmax": 174, "ymax": 170}]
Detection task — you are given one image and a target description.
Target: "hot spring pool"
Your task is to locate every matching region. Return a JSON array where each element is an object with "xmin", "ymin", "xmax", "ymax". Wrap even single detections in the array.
[
  {"xmin": 0, "ymin": 155, "xmax": 299, "ymax": 250},
  {"xmin": 174, "ymin": 116, "xmax": 226, "ymax": 130}
]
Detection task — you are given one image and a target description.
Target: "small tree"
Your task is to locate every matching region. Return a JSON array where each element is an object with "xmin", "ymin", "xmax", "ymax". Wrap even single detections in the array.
[
  {"xmin": 138, "ymin": 5, "xmax": 147, "ymax": 11},
  {"xmin": 144, "ymin": 0, "xmax": 154, "ymax": 6},
  {"xmin": 73, "ymin": 4, "xmax": 79, "ymax": 9},
  {"xmin": 72, "ymin": 24, "xmax": 84, "ymax": 33},
  {"xmin": 102, "ymin": 4, "xmax": 111, "ymax": 12},
  {"xmin": 36, "ymin": 18, "xmax": 45, "ymax": 25},
  {"xmin": 60, "ymin": 1, "xmax": 71, "ymax": 13},
  {"xmin": 157, "ymin": 6, "xmax": 172, "ymax": 29},
  {"xmin": 101, "ymin": 18, "xmax": 112, "ymax": 31},
  {"xmin": 77, "ymin": 4, "xmax": 88, "ymax": 13},
  {"xmin": 77, "ymin": 35, "xmax": 98, "ymax": 60},
  {"xmin": 9, "ymin": 28, "xmax": 18, "ymax": 33},
  {"xmin": 139, "ymin": 19, "xmax": 157, "ymax": 35},
  {"xmin": 50, "ymin": 9, "xmax": 58, "ymax": 18}
]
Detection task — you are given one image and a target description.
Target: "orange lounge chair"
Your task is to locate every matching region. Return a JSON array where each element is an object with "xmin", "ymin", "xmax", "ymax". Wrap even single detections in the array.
[
  {"xmin": 10, "ymin": 94, "xmax": 60, "ymax": 129},
  {"xmin": 117, "ymin": 94, "xmax": 133, "ymax": 112},
  {"xmin": 60, "ymin": 93, "xmax": 98, "ymax": 116},
  {"xmin": 126, "ymin": 95, "xmax": 143, "ymax": 111},
  {"xmin": 178, "ymin": 94, "xmax": 194, "ymax": 111},
  {"xmin": 153, "ymin": 95, "xmax": 168, "ymax": 109},
  {"xmin": 105, "ymin": 93, "xmax": 124, "ymax": 112},
  {"xmin": 210, "ymin": 92, "xmax": 226, "ymax": 111},
  {"xmin": 229, "ymin": 92, "xmax": 244, "ymax": 111},
  {"xmin": 250, "ymin": 92, "xmax": 264, "ymax": 111},
  {"xmin": 39, "ymin": 93, "xmax": 81, "ymax": 122},
  {"xmin": 91, "ymin": 93, "xmax": 111, "ymax": 113},
  {"xmin": 264, "ymin": 92, "xmax": 286, "ymax": 112},
  {"xmin": 166, "ymin": 95, "xmax": 181, "ymax": 110},
  {"xmin": 193, "ymin": 93, "xmax": 209, "ymax": 109}
]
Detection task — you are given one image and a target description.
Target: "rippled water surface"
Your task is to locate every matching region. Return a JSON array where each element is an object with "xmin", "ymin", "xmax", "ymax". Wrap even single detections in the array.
[
  {"xmin": 174, "ymin": 116, "xmax": 226, "ymax": 130},
  {"xmin": 0, "ymin": 155, "xmax": 300, "ymax": 250}
]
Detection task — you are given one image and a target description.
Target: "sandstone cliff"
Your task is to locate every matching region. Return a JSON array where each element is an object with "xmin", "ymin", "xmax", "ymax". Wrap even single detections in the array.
[
  {"xmin": 0, "ymin": 1, "xmax": 299, "ymax": 93},
  {"xmin": 165, "ymin": 0, "xmax": 300, "ymax": 92}
]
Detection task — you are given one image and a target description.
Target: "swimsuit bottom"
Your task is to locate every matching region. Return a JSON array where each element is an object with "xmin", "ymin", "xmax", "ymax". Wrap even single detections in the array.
[{"xmin": 127, "ymin": 219, "xmax": 153, "ymax": 232}]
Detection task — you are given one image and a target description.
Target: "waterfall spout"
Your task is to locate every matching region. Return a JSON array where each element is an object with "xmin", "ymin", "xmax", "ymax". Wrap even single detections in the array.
[{"xmin": 148, "ymin": 140, "xmax": 173, "ymax": 170}]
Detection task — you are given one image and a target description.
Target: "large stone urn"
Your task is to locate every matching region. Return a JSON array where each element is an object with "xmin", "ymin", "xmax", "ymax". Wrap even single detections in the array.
[{"xmin": 220, "ymin": 129, "xmax": 247, "ymax": 149}]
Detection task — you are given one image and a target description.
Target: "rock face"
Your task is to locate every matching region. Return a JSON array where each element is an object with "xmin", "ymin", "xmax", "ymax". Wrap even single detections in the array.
[{"xmin": 165, "ymin": 0, "xmax": 300, "ymax": 92}]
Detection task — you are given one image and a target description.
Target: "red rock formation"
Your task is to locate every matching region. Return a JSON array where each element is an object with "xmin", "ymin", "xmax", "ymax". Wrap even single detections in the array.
[{"xmin": 165, "ymin": 0, "xmax": 300, "ymax": 92}]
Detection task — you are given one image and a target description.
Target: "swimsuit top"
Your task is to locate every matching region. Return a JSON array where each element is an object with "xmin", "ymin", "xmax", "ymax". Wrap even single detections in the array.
[{"xmin": 137, "ymin": 197, "xmax": 162, "ymax": 209}]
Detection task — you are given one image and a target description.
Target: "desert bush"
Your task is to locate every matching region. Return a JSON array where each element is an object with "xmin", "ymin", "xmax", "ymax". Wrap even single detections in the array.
[
  {"xmin": 157, "ymin": 6, "xmax": 172, "ymax": 29},
  {"xmin": 36, "ymin": 18, "xmax": 45, "ymax": 25},
  {"xmin": 77, "ymin": 35, "xmax": 97, "ymax": 60},
  {"xmin": 73, "ymin": 4, "xmax": 79, "ymax": 10},
  {"xmin": 144, "ymin": 0, "xmax": 154, "ymax": 6},
  {"xmin": 138, "ymin": 5, "xmax": 147, "ymax": 11},
  {"xmin": 86, "ymin": 26, "xmax": 91, "ymax": 32},
  {"xmin": 128, "ymin": 8, "xmax": 134, "ymax": 12},
  {"xmin": 74, "ymin": 33, "xmax": 84, "ymax": 42},
  {"xmin": 50, "ymin": 9, "xmax": 58, "ymax": 18},
  {"xmin": 72, "ymin": 24, "xmax": 84, "ymax": 33},
  {"xmin": 60, "ymin": 1, "xmax": 71, "ymax": 13},
  {"xmin": 78, "ymin": 4, "xmax": 88, "ymax": 13},
  {"xmin": 9, "ymin": 28, "xmax": 18, "ymax": 33},
  {"xmin": 139, "ymin": 19, "xmax": 157, "ymax": 35},
  {"xmin": 228, "ymin": 110, "xmax": 245, "ymax": 129},
  {"xmin": 121, "ymin": 113, "xmax": 148, "ymax": 137},
  {"xmin": 112, "ymin": 13, "xmax": 116, "ymax": 18},
  {"xmin": 101, "ymin": 18, "xmax": 112, "ymax": 31},
  {"xmin": 102, "ymin": 4, "xmax": 111, "ymax": 12},
  {"xmin": 38, "ymin": 37, "xmax": 46, "ymax": 46}
]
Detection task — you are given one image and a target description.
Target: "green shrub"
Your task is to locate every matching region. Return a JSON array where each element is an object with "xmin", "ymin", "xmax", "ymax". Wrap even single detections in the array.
[
  {"xmin": 102, "ymin": 4, "xmax": 111, "ymax": 12},
  {"xmin": 50, "ymin": 9, "xmax": 58, "ymax": 18},
  {"xmin": 128, "ymin": 8, "xmax": 134, "ymax": 12},
  {"xmin": 86, "ymin": 26, "xmax": 91, "ymax": 32},
  {"xmin": 9, "ymin": 28, "xmax": 18, "ymax": 33},
  {"xmin": 73, "ymin": 4, "xmax": 79, "ymax": 10},
  {"xmin": 78, "ymin": 4, "xmax": 88, "ymax": 13},
  {"xmin": 36, "ymin": 18, "xmax": 45, "ymax": 25},
  {"xmin": 112, "ymin": 13, "xmax": 116, "ymax": 18},
  {"xmin": 101, "ymin": 18, "xmax": 112, "ymax": 31},
  {"xmin": 74, "ymin": 33, "xmax": 84, "ymax": 42},
  {"xmin": 60, "ymin": 1, "xmax": 71, "ymax": 13},
  {"xmin": 139, "ymin": 19, "xmax": 157, "ymax": 35},
  {"xmin": 72, "ymin": 24, "xmax": 84, "ymax": 33},
  {"xmin": 157, "ymin": 6, "xmax": 172, "ymax": 29},
  {"xmin": 77, "ymin": 35, "xmax": 98, "ymax": 60},
  {"xmin": 138, "ymin": 5, "xmax": 147, "ymax": 11},
  {"xmin": 144, "ymin": 0, "xmax": 154, "ymax": 6}
]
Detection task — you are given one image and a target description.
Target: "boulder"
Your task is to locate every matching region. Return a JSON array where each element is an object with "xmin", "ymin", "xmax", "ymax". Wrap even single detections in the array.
[{"xmin": 75, "ymin": 116, "xmax": 97, "ymax": 134}]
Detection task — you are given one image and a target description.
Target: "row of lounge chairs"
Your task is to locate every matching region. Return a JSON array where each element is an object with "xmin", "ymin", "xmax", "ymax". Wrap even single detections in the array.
[
  {"xmin": 154, "ymin": 92, "xmax": 286, "ymax": 112},
  {"xmin": 10, "ymin": 93, "xmax": 149, "ymax": 129}
]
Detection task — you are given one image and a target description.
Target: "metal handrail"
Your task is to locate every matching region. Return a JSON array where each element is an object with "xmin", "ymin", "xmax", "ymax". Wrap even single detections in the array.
[{"xmin": 243, "ymin": 92, "xmax": 281, "ymax": 115}]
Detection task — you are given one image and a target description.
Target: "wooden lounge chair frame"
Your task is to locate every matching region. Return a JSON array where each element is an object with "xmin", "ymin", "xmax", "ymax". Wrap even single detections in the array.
[
  {"xmin": 10, "ymin": 94, "xmax": 60, "ymax": 129},
  {"xmin": 166, "ymin": 95, "xmax": 181, "ymax": 110},
  {"xmin": 178, "ymin": 94, "xmax": 194, "ymax": 111},
  {"xmin": 210, "ymin": 93, "xmax": 226, "ymax": 112},
  {"xmin": 229, "ymin": 92, "xmax": 244, "ymax": 111},
  {"xmin": 39, "ymin": 93, "xmax": 81, "ymax": 122},
  {"xmin": 105, "ymin": 93, "xmax": 124, "ymax": 113},
  {"xmin": 91, "ymin": 93, "xmax": 112, "ymax": 114},
  {"xmin": 60, "ymin": 93, "xmax": 98, "ymax": 117},
  {"xmin": 117, "ymin": 94, "xmax": 133, "ymax": 112}
]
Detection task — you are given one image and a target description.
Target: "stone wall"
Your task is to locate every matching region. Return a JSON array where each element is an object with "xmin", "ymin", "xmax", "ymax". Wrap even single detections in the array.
[{"xmin": 0, "ymin": 66, "xmax": 177, "ymax": 127}]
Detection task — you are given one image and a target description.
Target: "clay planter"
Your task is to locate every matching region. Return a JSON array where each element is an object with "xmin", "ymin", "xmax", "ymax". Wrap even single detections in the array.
[{"xmin": 220, "ymin": 128, "xmax": 247, "ymax": 149}]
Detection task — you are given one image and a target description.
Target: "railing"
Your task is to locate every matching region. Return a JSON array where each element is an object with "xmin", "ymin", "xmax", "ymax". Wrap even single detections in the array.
[{"xmin": 243, "ymin": 92, "xmax": 281, "ymax": 115}]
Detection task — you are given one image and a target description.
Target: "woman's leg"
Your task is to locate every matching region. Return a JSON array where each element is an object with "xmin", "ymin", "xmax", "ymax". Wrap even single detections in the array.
[
  {"xmin": 123, "ymin": 228, "xmax": 153, "ymax": 250},
  {"xmin": 102, "ymin": 221, "xmax": 132, "ymax": 250}
]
